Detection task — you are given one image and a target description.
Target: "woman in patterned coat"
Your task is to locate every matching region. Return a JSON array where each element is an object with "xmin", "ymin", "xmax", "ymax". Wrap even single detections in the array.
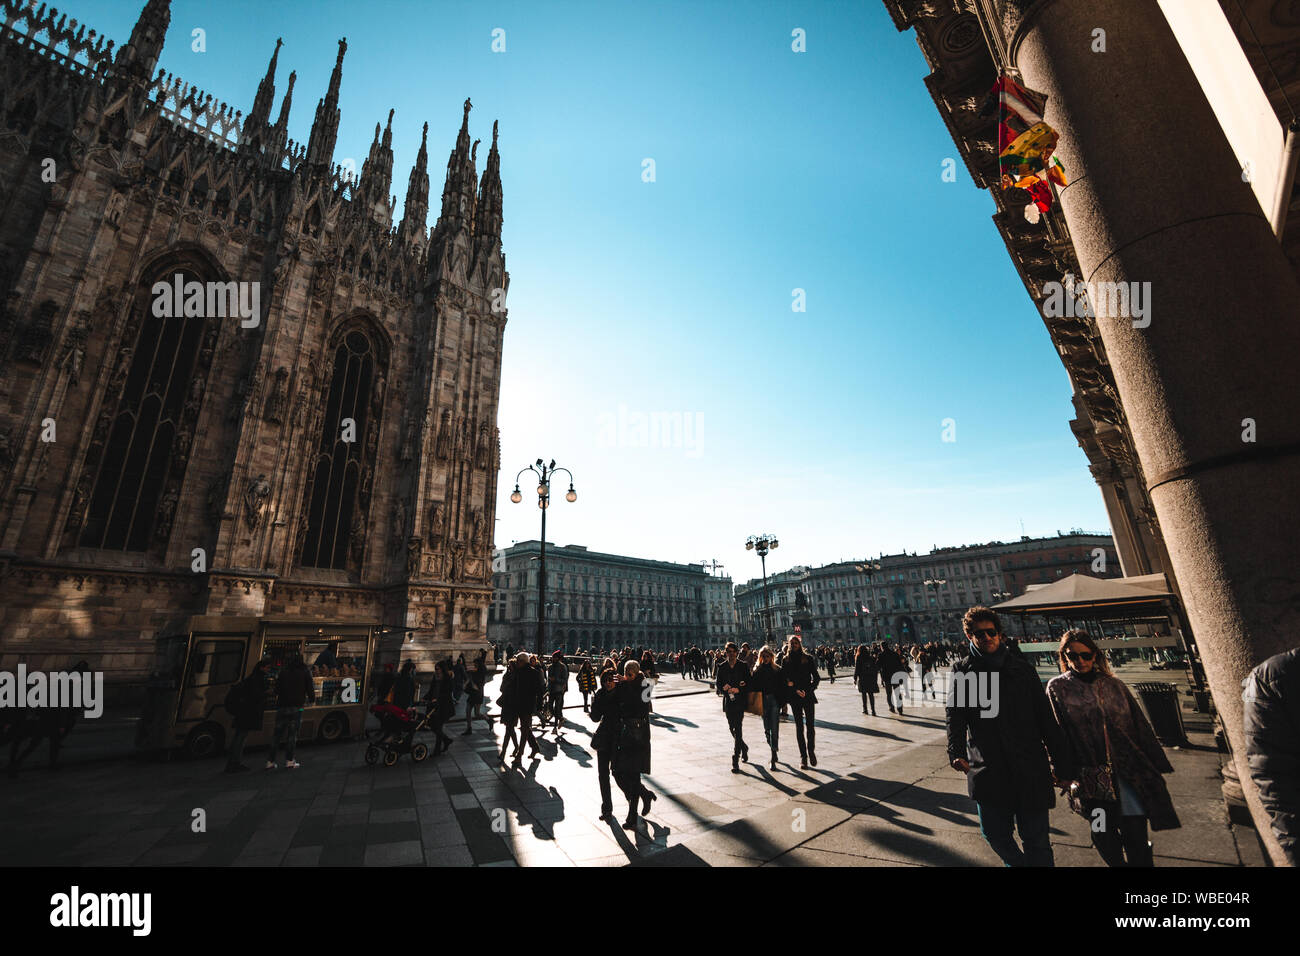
[{"xmin": 1046, "ymin": 629, "xmax": 1180, "ymax": 867}]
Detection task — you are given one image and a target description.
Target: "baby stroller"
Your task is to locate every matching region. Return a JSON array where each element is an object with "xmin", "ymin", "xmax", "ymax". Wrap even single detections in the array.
[{"xmin": 365, "ymin": 702, "xmax": 432, "ymax": 766}]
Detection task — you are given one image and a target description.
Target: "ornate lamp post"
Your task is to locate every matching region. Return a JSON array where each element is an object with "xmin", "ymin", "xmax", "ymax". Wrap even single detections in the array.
[
  {"xmin": 637, "ymin": 606, "xmax": 652, "ymax": 652},
  {"xmin": 924, "ymin": 577, "xmax": 947, "ymax": 643},
  {"xmin": 745, "ymin": 533, "xmax": 779, "ymax": 644},
  {"xmin": 856, "ymin": 559, "xmax": 883, "ymax": 640},
  {"xmin": 510, "ymin": 459, "xmax": 576, "ymax": 656}
]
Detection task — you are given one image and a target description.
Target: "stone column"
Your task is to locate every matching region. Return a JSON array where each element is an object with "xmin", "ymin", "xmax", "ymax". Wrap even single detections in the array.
[{"xmin": 1002, "ymin": 0, "xmax": 1300, "ymax": 864}]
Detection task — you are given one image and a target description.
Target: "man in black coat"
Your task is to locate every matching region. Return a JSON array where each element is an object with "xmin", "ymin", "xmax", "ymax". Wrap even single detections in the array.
[
  {"xmin": 947, "ymin": 606, "xmax": 1074, "ymax": 867},
  {"xmin": 267, "ymin": 653, "xmax": 315, "ymax": 770},
  {"xmin": 782, "ymin": 635, "xmax": 820, "ymax": 768},
  {"xmin": 613, "ymin": 661, "xmax": 656, "ymax": 830},
  {"xmin": 717, "ymin": 642, "xmax": 751, "ymax": 772},
  {"xmin": 878, "ymin": 644, "xmax": 909, "ymax": 714},
  {"xmin": 1242, "ymin": 646, "xmax": 1300, "ymax": 865},
  {"xmin": 509, "ymin": 653, "xmax": 541, "ymax": 767},
  {"xmin": 224, "ymin": 660, "xmax": 268, "ymax": 773}
]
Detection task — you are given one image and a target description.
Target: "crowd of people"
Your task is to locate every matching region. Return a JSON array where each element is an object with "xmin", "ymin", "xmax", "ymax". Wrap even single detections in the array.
[{"xmin": 210, "ymin": 615, "xmax": 1300, "ymax": 868}]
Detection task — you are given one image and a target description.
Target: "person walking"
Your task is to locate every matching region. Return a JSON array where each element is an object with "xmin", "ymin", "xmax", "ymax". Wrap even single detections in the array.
[
  {"xmin": 914, "ymin": 646, "xmax": 935, "ymax": 700},
  {"xmin": 577, "ymin": 658, "xmax": 597, "ymax": 713},
  {"xmin": 267, "ymin": 652, "xmax": 315, "ymax": 770},
  {"xmin": 224, "ymin": 660, "xmax": 269, "ymax": 773},
  {"xmin": 748, "ymin": 645, "xmax": 784, "ymax": 770},
  {"xmin": 878, "ymin": 643, "xmax": 909, "ymax": 715},
  {"xmin": 1242, "ymin": 645, "xmax": 1300, "ymax": 865},
  {"xmin": 462, "ymin": 655, "xmax": 492, "ymax": 736},
  {"xmin": 589, "ymin": 667, "xmax": 621, "ymax": 820},
  {"xmin": 392, "ymin": 660, "xmax": 417, "ymax": 709},
  {"xmin": 547, "ymin": 650, "xmax": 569, "ymax": 736},
  {"xmin": 452, "ymin": 655, "xmax": 467, "ymax": 707},
  {"xmin": 825, "ymin": 649, "xmax": 837, "ymax": 684},
  {"xmin": 497, "ymin": 657, "xmax": 520, "ymax": 765},
  {"xmin": 717, "ymin": 642, "xmax": 752, "ymax": 773},
  {"xmin": 1047, "ymin": 629, "xmax": 1179, "ymax": 866},
  {"xmin": 853, "ymin": 644, "xmax": 879, "ymax": 716},
  {"xmin": 947, "ymin": 606, "xmax": 1075, "ymax": 867},
  {"xmin": 513, "ymin": 653, "xmax": 543, "ymax": 766},
  {"xmin": 424, "ymin": 659, "xmax": 455, "ymax": 756},
  {"xmin": 782, "ymin": 635, "xmax": 820, "ymax": 769},
  {"xmin": 613, "ymin": 660, "xmax": 657, "ymax": 830}
]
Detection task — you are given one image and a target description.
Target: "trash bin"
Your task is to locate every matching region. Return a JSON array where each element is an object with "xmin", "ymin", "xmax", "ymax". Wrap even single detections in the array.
[{"xmin": 1133, "ymin": 681, "xmax": 1186, "ymax": 747}]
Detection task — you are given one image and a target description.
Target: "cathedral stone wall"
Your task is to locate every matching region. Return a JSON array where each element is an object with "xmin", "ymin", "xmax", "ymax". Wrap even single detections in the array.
[{"xmin": 0, "ymin": 1, "xmax": 507, "ymax": 687}]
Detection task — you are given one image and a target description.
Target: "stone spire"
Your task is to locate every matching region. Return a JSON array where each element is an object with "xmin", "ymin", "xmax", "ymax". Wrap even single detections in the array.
[
  {"xmin": 116, "ymin": 0, "xmax": 171, "ymax": 79},
  {"xmin": 357, "ymin": 109, "xmax": 397, "ymax": 226},
  {"xmin": 475, "ymin": 120, "xmax": 503, "ymax": 245},
  {"xmin": 247, "ymin": 39, "xmax": 282, "ymax": 135},
  {"xmin": 267, "ymin": 70, "xmax": 296, "ymax": 158},
  {"xmin": 434, "ymin": 98, "xmax": 478, "ymax": 237},
  {"xmin": 399, "ymin": 121, "xmax": 430, "ymax": 246},
  {"xmin": 305, "ymin": 37, "xmax": 347, "ymax": 169}
]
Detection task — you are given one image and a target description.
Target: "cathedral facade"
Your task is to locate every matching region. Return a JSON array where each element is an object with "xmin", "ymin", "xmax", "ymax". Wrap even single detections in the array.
[{"xmin": 0, "ymin": 0, "xmax": 507, "ymax": 689}]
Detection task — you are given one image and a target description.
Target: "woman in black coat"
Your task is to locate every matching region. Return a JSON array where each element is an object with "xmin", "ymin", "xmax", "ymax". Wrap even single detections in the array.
[
  {"xmin": 588, "ymin": 668, "xmax": 621, "ymax": 819},
  {"xmin": 424, "ymin": 660, "xmax": 456, "ymax": 756},
  {"xmin": 782, "ymin": 635, "xmax": 821, "ymax": 769},
  {"xmin": 853, "ymin": 644, "xmax": 880, "ymax": 716},
  {"xmin": 613, "ymin": 660, "xmax": 657, "ymax": 830}
]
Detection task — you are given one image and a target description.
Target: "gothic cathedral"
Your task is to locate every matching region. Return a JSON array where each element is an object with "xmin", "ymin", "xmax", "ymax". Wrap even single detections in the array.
[{"xmin": 0, "ymin": 0, "xmax": 507, "ymax": 689}]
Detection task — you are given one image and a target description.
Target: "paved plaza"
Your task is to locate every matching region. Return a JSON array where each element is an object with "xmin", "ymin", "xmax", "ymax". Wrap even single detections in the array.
[{"xmin": 0, "ymin": 666, "xmax": 1263, "ymax": 867}]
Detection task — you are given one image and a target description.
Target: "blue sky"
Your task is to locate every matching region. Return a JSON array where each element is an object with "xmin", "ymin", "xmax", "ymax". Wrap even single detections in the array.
[{"xmin": 61, "ymin": 0, "xmax": 1110, "ymax": 583}]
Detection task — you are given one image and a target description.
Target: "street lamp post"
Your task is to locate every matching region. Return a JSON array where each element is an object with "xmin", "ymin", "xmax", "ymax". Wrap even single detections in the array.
[
  {"xmin": 745, "ymin": 534, "xmax": 779, "ymax": 644},
  {"xmin": 855, "ymin": 560, "xmax": 883, "ymax": 641},
  {"xmin": 510, "ymin": 459, "xmax": 577, "ymax": 657},
  {"xmin": 924, "ymin": 577, "xmax": 947, "ymax": 644},
  {"xmin": 637, "ymin": 606, "xmax": 652, "ymax": 653},
  {"xmin": 545, "ymin": 602, "xmax": 560, "ymax": 654}
]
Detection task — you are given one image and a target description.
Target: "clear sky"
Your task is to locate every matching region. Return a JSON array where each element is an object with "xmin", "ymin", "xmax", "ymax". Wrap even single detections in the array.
[{"xmin": 60, "ymin": 0, "xmax": 1111, "ymax": 585}]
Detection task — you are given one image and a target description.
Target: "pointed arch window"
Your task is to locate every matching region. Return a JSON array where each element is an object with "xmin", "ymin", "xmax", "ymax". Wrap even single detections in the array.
[
  {"xmin": 73, "ymin": 263, "xmax": 218, "ymax": 551},
  {"xmin": 298, "ymin": 322, "xmax": 386, "ymax": 570}
]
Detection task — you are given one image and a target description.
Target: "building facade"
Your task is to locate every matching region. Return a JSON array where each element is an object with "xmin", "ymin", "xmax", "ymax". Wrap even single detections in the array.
[
  {"xmin": 701, "ymin": 573, "xmax": 739, "ymax": 644},
  {"xmin": 739, "ymin": 532, "xmax": 1119, "ymax": 647},
  {"xmin": 0, "ymin": 1, "xmax": 506, "ymax": 687},
  {"xmin": 488, "ymin": 542, "xmax": 710, "ymax": 654}
]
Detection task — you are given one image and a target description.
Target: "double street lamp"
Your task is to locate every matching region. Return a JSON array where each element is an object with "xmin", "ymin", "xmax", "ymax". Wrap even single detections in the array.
[
  {"xmin": 745, "ymin": 533, "xmax": 779, "ymax": 644},
  {"xmin": 637, "ymin": 606, "xmax": 652, "ymax": 652},
  {"xmin": 856, "ymin": 559, "xmax": 883, "ymax": 640},
  {"xmin": 510, "ymin": 459, "xmax": 576, "ymax": 657},
  {"xmin": 924, "ymin": 577, "xmax": 947, "ymax": 643}
]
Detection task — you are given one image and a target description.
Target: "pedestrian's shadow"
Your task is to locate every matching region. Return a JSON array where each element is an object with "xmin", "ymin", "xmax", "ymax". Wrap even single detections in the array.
[
  {"xmin": 648, "ymin": 717, "xmax": 680, "ymax": 732},
  {"xmin": 506, "ymin": 761, "xmax": 564, "ymax": 841},
  {"xmin": 814, "ymin": 719, "xmax": 908, "ymax": 742},
  {"xmin": 651, "ymin": 715, "xmax": 698, "ymax": 729},
  {"xmin": 557, "ymin": 737, "xmax": 592, "ymax": 768},
  {"xmin": 605, "ymin": 815, "xmax": 670, "ymax": 858},
  {"xmin": 738, "ymin": 762, "xmax": 799, "ymax": 796}
]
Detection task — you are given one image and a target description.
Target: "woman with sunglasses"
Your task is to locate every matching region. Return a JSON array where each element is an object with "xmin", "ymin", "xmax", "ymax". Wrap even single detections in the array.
[{"xmin": 1046, "ymin": 629, "xmax": 1180, "ymax": 866}]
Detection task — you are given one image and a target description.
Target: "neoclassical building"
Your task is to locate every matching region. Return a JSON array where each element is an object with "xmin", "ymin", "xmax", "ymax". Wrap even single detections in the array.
[
  {"xmin": 488, "ymin": 542, "xmax": 711, "ymax": 654},
  {"xmin": 0, "ymin": 0, "xmax": 506, "ymax": 686}
]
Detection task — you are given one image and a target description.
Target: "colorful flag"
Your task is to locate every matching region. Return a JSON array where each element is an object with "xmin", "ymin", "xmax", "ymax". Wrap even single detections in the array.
[{"xmin": 986, "ymin": 74, "xmax": 1066, "ymax": 212}]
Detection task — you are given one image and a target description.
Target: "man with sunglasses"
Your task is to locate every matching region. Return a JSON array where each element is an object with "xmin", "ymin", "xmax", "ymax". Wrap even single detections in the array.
[{"xmin": 947, "ymin": 606, "xmax": 1075, "ymax": 866}]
